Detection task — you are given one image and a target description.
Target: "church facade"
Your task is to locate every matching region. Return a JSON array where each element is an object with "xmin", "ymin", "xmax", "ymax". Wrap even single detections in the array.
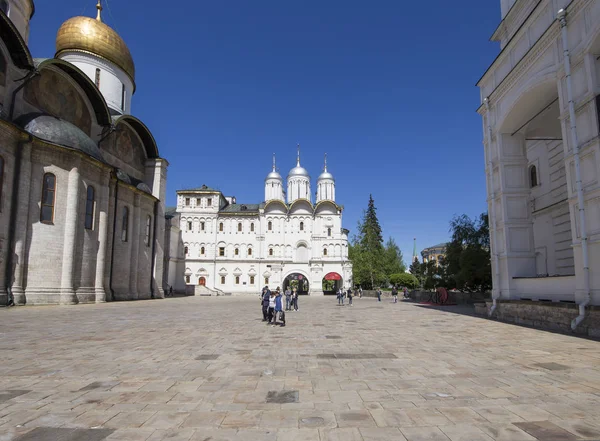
[
  {"xmin": 477, "ymin": 0, "xmax": 600, "ymax": 323},
  {"xmin": 167, "ymin": 152, "xmax": 352, "ymax": 295},
  {"xmin": 0, "ymin": 0, "xmax": 168, "ymax": 305}
]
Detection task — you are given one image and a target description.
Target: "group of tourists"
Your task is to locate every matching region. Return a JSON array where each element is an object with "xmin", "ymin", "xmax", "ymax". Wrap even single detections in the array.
[
  {"xmin": 336, "ymin": 286, "xmax": 362, "ymax": 306},
  {"xmin": 338, "ymin": 285, "xmax": 409, "ymax": 303},
  {"xmin": 261, "ymin": 285, "xmax": 299, "ymax": 327}
]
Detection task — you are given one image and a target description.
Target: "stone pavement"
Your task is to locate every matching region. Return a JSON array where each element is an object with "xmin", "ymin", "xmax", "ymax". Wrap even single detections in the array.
[{"xmin": 1, "ymin": 296, "xmax": 600, "ymax": 441}]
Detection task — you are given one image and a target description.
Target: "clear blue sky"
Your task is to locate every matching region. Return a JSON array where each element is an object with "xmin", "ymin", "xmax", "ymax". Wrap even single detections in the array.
[{"xmin": 29, "ymin": 0, "xmax": 501, "ymax": 264}]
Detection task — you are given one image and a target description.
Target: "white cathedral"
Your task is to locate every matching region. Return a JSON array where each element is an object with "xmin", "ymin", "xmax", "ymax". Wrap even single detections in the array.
[{"xmin": 165, "ymin": 150, "xmax": 353, "ymax": 295}]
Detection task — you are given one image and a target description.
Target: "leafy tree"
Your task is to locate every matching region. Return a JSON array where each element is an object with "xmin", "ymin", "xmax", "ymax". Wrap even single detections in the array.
[
  {"xmin": 383, "ymin": 237, "xmax": 406, "ymax": 280},
  {"xmin": 389, "ymin": 273, "xmax": 419, "ymax": 289},
  {"xmin": 445, "ymin": 213, "xmax": 492, "ymax": 292}
]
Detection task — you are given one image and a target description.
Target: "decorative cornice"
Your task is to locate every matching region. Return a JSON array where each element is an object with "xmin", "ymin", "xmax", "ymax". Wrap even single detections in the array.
[{"xmin": 481, "ymin": 0, "xmax": 588, "ymax": 112}]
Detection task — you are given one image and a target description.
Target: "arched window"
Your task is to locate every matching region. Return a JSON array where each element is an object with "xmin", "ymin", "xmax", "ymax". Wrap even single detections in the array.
[
  {"xmin": 219, "ymin": 222, "xmax": 224, "ymax": 232},
  {"xmin": 201, "ymin": 246, "xmax": 205, "ymax": 255},
  {"xmin": 40, "ymin": 173, "xmax": 56, "ymax": 224},
  {"xmin": 238, "ymin": 222, "xmax": 242, "ymax": 232},
  {"xmin": 184, "ymin": 246, "xmax": 189, "ymax": 255},
  {"xmin": 327, "ymin": 227, "xmax": 332, "ymax": 237},
  {"xmin": 264, "ymin": 277, "xmax": 270, "ymax": 285},
  {"xmin": 0, "ymin": 155, "xmax": 4, "ymax": 212},
  {"xmin": 221, "ymin": 275, "xmax": 226, "ymax": 284},
  {"xmin": 121, "ymin": 206, "xmax": 129, "ymax": 241},
  {"xmin": 250, "ymin": 223, "xmax": 255, "ymax": 232},
  {"xmin": 268, "ymin": 221, "xmax": 272, "ymax": 231},
  {"xmin": 185, "ymin": 275, "xmax": 190, "ymax": 283},
  {"xmin": 235, "ymin": 276, "xmax": 240, "ymax": 285},
  {"xmin": 145, "ymin": 215, "xmax": 152, "ymax": 246},
  {"xmin": 300, "ymin": 221, "xmax": 304, "ymax": 231},
  {"xmin": 250, "ymin": 275, "xmax": 255, "ymax": 284},
  {"xmin": 323, "ymin": 248, "xmax": 328, "ymax": 256},
  {"xmin": 235, "ymin": 248, "xmax": 239, "ymax": 256},
  {"xmin": 200, "ymin": 221, "xmax": 205, "ymax": 231},
  {"xmin": 187, "ymin": 221, "xmax": 192, "ymax": 231},
  {"xmin": 95, "ymin": 68, "xmax": 101, "ymax": 88},
  {"xmin": 529, "ymin": 165, "xmax": 538, "ymax": 188},
  {"xmin": 248, "ymin": 247, "xmax": 252, "ymax": 256},
  {"xmin": 0, "ymin": 0, "xmax": 9, "ymax": 14},
  {"xmin": 84, "ymin": 186, "xmax": 95, "ymax": 229},
  {"xmin": 269, "ymin": 248, "xmax": 273, "ymax": 256}
]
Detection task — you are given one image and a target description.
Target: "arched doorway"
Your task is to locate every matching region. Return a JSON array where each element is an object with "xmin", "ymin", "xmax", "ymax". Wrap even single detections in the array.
[
  {"xmin": 322, "ymin": 272, "xmax": 342, "ymax": 295},
  {"xmin": 198, "ymin": 277, "xmax": 206, "ymax": 286},
  {"xmin": 283, "ymin": 273, "xmax": 309, "ymax": 295}
]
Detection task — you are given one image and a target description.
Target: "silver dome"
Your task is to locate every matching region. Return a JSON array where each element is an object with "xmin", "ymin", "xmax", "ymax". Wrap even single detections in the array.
[
  {"xmin": 266, "ymin": 170, "xmax": 282, "ymax": 181},
  {"xmin": 288, "ymin": 165, "xmax": 310, "ymax": 178},
  {"xmin": 318, "ymin": 170, "xmax": 334, "ymax": 181}
]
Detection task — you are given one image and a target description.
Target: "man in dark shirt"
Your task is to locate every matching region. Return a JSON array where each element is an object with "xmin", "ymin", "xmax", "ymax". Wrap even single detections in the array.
[{"xmin": 261, "ymin": 286, "xmax": 271, "ymax": 321}]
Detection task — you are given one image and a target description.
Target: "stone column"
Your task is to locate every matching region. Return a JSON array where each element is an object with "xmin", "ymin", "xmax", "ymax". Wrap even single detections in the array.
[
  {"xmin": 129, "ymin": 193, "xmax": 141, "ymax": 299},
  {"xmin": 94, "ymin": 171, "xmax": 110, "ymax": 303},
  {"xmin": 496, "ymin": 133, "xmax": 536, "ymax": 299},
  {"xmin": 60, "ymin": 165, "xmax": 81, "ymax": 305},
  {"xmin": 10, "ymin": 141, "xmax": 32, "ymax": 305}
]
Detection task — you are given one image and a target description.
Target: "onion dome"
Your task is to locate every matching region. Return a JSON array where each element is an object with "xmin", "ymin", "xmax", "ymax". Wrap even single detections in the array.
[
  {"xmin": 317, "ymin": 153, "xmax": 334, "ymax": 181},
  {"xmin": 266, "ymin": 153, "xmax": 282, "ymax": 181},
  {"xmin": 288, "ymin": 145, "xmax": 309, "ymax": 178},
  {"xmin": 55, "ymin": 1, "xmax": 135, "ymax": 84}
]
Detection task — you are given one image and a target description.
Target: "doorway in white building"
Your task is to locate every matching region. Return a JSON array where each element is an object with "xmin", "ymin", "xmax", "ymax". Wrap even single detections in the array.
[
  {"xmin": 283, "ymin": 273, "xmax": 309, "ymax": 295},
  {"xmin": 322, "ymin": 272, "xmax": 342, "ymax": 295}
]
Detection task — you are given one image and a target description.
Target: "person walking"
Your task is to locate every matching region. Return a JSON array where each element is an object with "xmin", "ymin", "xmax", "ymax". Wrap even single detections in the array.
[
  {"xmin": 338, "ymin": 288, "xmax": 344, "ymax": 306},
  {"xmin": 261, "ymin": 287, "xmax": 271, "ymax": 321},
  {"xmin": 285, "ymin": 287, "xmax": 292, "ymax": 311},
  {"xmin": 403, "ymin": 287, "xmax": 410, "ymax": 299},
  {"xmin": 267, "ymin": 290, "xmax": 277, "ymax": 324},
  {"xmin": 292, "ymin": 289, "xmax": 299, "ymax": 311},
  {"xmin": 347, "ymin": 288, "xmax": 353, "ymax": 306},
  {"xmin": 392, "ymin": 285, "xmax": 398, "ymax": 303},
  {"xmin": 377, "ymin": 287, "xmax": 382, "ymax": 302},
  {"xmin": 169, "ymin": 286, "xmax": 173, "ymax": 297},
  {"xmin": 358, "ymin": 286, "xmax": 363, "ymax": 299},
  {"xmin": 275, "ymin": 289, "xmax": 285, "ymax": 327}
]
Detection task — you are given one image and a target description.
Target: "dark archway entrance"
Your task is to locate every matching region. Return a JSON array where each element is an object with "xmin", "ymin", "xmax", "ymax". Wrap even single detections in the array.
[
  {"xmin": 198, "ymin": 277, "xmax": 206, "ymax": 286},
  {"xmin": 283, "ymin": 273, "xmax": 309, "ymax": 295},
  {"xmin": 322, "ymin": 272, "xmax": 342, "ymax": 295}
]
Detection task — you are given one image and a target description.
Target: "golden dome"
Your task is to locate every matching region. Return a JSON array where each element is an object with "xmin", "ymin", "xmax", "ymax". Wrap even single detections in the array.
[{"xmin": 55, "ymin": 2, "xmax": 135, "ymax": 84}]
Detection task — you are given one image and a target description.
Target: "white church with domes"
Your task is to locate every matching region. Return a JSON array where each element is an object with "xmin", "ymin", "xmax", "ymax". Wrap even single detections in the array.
[{"xmin": 166, "ymin": 149, "xmax": 352, "ymax": 295}]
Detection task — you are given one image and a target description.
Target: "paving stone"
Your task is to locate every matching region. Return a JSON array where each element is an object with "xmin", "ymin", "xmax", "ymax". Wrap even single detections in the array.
[
  {"xmin": 359, "ymin": 427, "xmax": 407, "ymax": 441},
  {"xmin": 513, "ymin": 421, "xmax": 578, "ymax": 441},
  {"xmin": 533, "ymin": 363, "xmax": 570, "ymax": 371},
  {"xmin": 13, "ymin": 427, "xmax": 114, "ymax": 441},
  {"xmin": 0, "ymin": 391, "xmax": 31, "ymax": 404},
  {"xmin": 266, "ymin": 391, "xmax": 299, "ymax": 404},
  {"xmin": 3, "ymin": 297, "xmax": 600, "ymax": 441}
]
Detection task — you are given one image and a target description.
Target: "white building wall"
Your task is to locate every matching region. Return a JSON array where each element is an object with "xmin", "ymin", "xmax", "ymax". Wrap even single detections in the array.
[
  {"xmin": 479, "ymin": 0, "xmax": 600, "ymax": 305},
  {"xmin": 174, "ymin": 190, "xmax": 351, "ymax": 295}
]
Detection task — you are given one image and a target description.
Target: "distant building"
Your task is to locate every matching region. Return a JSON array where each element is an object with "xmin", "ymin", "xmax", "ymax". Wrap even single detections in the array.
[
  {"xmin": 421, "ymin": 243, "xmax": 447, "ymax": 266},
  {"xmin": 165, "ymin": 151, "xmax": 353, "ymax": 295}
]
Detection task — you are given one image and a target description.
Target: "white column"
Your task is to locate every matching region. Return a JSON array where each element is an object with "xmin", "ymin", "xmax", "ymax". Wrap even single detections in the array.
[
  {"xmin": 94, "ymin": 171, "xmax": 110, "ymax": 303},
  {"xmin": 9, "ymin": 142, "xmax": 33, "ymax": 305},
  {"xmin": 129, "ymin": 193, "xmax": 141, "ymax": 299},
  {"xmin": 60, "ymin": 165, "xmax": 81, "ymax": 305}
]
